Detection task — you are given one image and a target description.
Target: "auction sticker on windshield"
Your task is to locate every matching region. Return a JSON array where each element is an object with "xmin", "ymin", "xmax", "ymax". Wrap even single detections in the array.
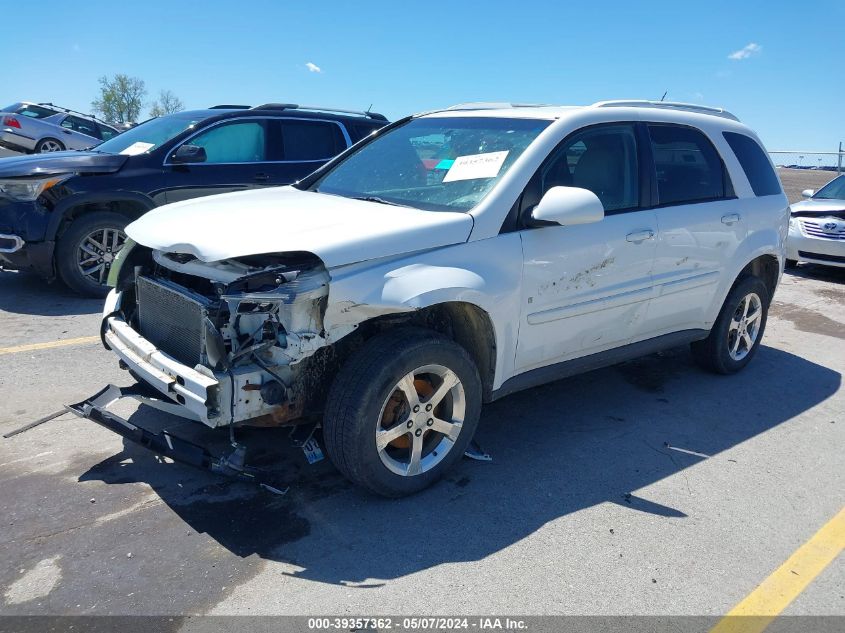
[
  {"xmin": 442, "ymin": 151, "xmax": 509, "ymax": 182},
  {"xmin": 119, "ymin": 142, "xmax": 156, "ymax": 156}
]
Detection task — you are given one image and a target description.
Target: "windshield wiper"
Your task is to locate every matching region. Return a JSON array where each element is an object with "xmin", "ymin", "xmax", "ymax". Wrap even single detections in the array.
[{"xmin": 351, "ymin": 195, "xmax": 410, "ymax": 207}]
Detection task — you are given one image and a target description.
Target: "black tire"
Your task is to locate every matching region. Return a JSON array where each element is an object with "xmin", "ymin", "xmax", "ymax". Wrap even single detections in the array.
[
  {"xmin": 56, "ymin": 212, "xmax": 128, "ymax": 298},
  {"xmin": 35, "ymin": 137, "xmax": 65, "ymax": 153},
  {"xmin": 323, "ymin": 328, "xmax": 482, "ymax": 497},
  {"xmin": 785, "ymin": 258, "xmax": 798, "ymax": 269},
  {"xmin": 691, "ymin": 276, "xmax": 769, "ymax": 375}
]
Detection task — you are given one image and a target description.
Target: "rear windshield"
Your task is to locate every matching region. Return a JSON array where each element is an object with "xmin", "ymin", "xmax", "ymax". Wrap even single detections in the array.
[{"xmin": 3, "ymin": 103, "xmax": 58, "ymax": 119}]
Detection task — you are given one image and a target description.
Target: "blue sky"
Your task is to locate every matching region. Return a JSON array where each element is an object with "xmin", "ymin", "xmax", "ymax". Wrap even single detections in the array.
[{"xmin": 3, "ymin": 0, "xmax": 842, "ymax": 150}]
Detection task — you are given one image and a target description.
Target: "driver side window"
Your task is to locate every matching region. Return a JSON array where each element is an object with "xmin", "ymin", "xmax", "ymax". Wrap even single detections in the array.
[
  {"xmin": 541, "ymin": 124, "xmax": 639, "ymax": 213},
  {"xmin": 185, "ymin": 121, "xmax": 267, "ymax": 164}
]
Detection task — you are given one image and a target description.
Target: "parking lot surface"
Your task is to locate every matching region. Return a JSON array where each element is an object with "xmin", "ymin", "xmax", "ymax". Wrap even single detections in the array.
[{"xmin": 0, "ymin": 263, "xmax": 842, "ymax": 618}]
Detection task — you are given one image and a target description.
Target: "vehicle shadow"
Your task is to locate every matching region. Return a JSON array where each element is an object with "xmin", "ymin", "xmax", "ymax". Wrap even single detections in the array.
[
  {"xmin": 0, "ymin": 269, "xmax": 101, "ymax": 316},
  {"xmin": 785, "ymin": 263, "xmax": 845, "ymax": 284},
  {"xmin": 80, "ymin": 344, "xmax": 840, "ymax": 587}
]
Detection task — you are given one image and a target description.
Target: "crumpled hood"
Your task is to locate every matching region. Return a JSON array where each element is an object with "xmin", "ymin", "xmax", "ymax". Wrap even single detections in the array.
[
  {"xmin": 126, "ymin": 186, "xmax": 474, "ymax": 268},
  {"xmin": 790, "ymin": 199, "xmax": 845, "ymax": 215},
  {"xmin": 0, "ymin": 150, "xmax": 128, "ymax": 177}
]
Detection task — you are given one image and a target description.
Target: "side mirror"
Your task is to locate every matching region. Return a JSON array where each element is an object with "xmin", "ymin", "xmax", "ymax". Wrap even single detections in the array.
[
  {"xmin": 531, "ymin": 186, "xmax": 605, "ymax": 226},
  {"xmin": 801, "ymin": 189, "xmax": 814, "ymax": 199},
  {"xmin": 171, "ymin": 144, "xmax": 207, "ymax": 164}
]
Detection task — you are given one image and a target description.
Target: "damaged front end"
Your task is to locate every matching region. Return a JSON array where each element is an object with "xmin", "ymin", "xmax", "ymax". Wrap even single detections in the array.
[{"xmin": 103, "ymin": 243, "xmax": 350, "ymax": 428}]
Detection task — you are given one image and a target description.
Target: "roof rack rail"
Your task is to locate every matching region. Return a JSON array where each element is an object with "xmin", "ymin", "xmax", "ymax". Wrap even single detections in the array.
[
  {"xmin": 445, "ymin": 102, "xmax": 551, "ymax": 111},
  {"xmin": 591, "ymin": 100, "xmax": 740, "ymax": 122},
  {"xmin": 251, "ymin": 103, "xmax": 388, "ymax": 121},
  {"xmin": 209, "ymin": 104, "xmax": 251, "ymax": 109},
  {"xmin": 37, "ymin": 102, "xmax": 111, "ymax": 124}
]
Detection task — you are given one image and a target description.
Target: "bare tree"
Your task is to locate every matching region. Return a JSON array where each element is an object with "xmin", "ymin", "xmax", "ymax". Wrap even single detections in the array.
[
  {"xmin": 149, "ymin": 90, "xmax": 185, "ymax": 118},
  {"xmin": 91, "ymin": 74, "xmax": 146, "ymax": 123}
]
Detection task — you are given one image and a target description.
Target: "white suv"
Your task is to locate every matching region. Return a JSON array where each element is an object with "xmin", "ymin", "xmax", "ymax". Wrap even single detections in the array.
[{"xmin": 97, "ymin": 100, "xmax": 789, "ymax": 496}]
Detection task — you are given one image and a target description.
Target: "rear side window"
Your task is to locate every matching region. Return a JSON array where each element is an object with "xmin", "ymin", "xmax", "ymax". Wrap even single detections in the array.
[
  {"xmin": 723, "ymin": 132, "xmax": 781, "ymax": 196},
  {"xmin": 62, "ymin": 115, "xmax": 101, "ymax": 139},
  {"xmin": 648, "ymin": 125, "xmax": 728, "ymax": 206},
  {"xmin": 280, "ymin": 120, "xmax": 345, "ymax": 160},
  {"xmin": 98, "ymin": 124, "xmax": 119, "ymax": 141}
]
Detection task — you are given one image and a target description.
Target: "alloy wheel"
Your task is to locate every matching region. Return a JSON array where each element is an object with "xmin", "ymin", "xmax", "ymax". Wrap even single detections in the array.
[
  {"xmin": 76, "ymin": 227, "xmax": 126, "ymax": 286},
  {"xmin": 727, "ymin": 292, "xmax": 763, "ymax": 361},
  {"xmin": 376, "ymin": 364, "xmax": 466, "ymax": 477},
  {"xmin": 38, "ymin": 140, "xmax": 63, "ymax": 152}
]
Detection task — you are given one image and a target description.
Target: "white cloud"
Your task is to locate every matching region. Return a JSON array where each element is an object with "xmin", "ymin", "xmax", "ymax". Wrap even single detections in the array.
[
  {"xmin": 728, "ymin": 43, "xmax": 762, "ymax": 61},
  {"xmin": 305, "ymin": 62, "xmax": 322, "ymax": 73}
]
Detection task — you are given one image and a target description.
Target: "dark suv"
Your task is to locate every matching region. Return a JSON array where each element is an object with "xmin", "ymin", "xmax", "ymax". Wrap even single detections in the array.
[{"xmin": 0, "ymin": 104, "xmax": 388, "ymax": 296}]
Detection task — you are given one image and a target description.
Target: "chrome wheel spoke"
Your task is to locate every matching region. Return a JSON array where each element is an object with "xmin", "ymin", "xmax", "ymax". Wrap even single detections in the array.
[
  {"xmin": 430, "ymin": 416, "xmax": 462, "ymax": 442},
  {"xmin": 407, "ymin": 433, "xmax": 424, "ymax": 476},
  {"xmin": 376, "ymin": 423, "xmax": 410, "ymax": 451},
  {"xmin": 396, "ymin": 372, "xmax": 419, "ymax": 408},
  {"xmin": 425, "ymin": 369, "xmax": 459, "ymax": 409}
]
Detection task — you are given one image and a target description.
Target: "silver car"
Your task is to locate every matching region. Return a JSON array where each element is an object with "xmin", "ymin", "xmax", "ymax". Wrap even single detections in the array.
[
  {"xmin": 786, "ymin": 174, "xmax": 845, "ymax": 268},
  {"xmin": 0, "ymin": 102, "xmax": 119, "ymax": 153}
]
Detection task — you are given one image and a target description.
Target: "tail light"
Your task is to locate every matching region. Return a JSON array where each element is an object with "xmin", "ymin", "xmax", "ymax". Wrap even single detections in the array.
[{"xmin": 3, "ymin": 116, "xmax": 21, "ymax": 129}]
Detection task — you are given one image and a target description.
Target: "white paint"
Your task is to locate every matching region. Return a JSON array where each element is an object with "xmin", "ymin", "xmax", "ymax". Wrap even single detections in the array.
[
  {"xmin": 442, "ymin": 151, "xmax": 508, "ymax": 182},
  {"xmin": 4, "ymin": 556, "xmax": 62, "ymax": 605},
  {"xmin": 126, "ymin": 187, "xmax": 473, "ymax": 267},
  {"xmin": 113, "ymin": 101, "xmax": 787, "ymax": 421}
]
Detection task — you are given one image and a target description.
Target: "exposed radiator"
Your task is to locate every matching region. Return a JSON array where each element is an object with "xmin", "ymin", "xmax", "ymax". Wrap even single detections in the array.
[{"xmin": 136, "ymin": 276, "xmax": 206, "ymax": 366}]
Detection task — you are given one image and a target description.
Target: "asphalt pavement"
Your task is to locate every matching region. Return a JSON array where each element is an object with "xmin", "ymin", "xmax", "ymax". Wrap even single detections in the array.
[{"xmin": 0, "ymin": 262, "xmax": 843, "ymax": 619}]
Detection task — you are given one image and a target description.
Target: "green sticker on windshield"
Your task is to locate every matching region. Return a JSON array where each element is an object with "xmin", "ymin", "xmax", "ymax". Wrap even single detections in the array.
[{"xmin": 434, "ymin": 159, "xmax": 455, "ymax": 170}]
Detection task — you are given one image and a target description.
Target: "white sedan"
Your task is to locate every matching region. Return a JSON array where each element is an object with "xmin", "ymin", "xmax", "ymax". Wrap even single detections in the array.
[{"xmin": 786, "ymin": 175, "xmax": 845, "ymax": 268}]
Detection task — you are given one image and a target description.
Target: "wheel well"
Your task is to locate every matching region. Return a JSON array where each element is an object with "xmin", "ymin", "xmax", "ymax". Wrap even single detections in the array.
[
  {"xmin": 328, "ymin": 302, "xmax": 498, "ymax": 402},
  {"xmin": 737, "ymin": 255, "xmax": 779, "ymax": 301},
  {"xmin": 56, "ymin": 199, "xmax": 150, "ymax": 239}
]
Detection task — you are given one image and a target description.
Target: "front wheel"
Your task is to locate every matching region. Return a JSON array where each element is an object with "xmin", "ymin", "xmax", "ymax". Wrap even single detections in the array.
[
  {"xmin": 691, "ymin": 276, "xmax": 769, "ymax": 374},
  {"xmin": 56, "ymin": 212, "xmax": 128, "ymax": 297},
  {"xmin": 323, "ymin": 328, "xmax": 482, "ymax": 497}
]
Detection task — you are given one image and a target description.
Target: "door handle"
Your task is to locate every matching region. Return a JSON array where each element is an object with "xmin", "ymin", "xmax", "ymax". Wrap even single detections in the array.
[
  {"xmin": 626, "ymin": 229, "xmax": 655, "ymax": 243},
  {"xmin": 253, "ymin": 173, "xmax": 270, "ymax": 182},
  {"xmin": 721, "ymin": 213, "xmax": 741, "ymax": 225}
]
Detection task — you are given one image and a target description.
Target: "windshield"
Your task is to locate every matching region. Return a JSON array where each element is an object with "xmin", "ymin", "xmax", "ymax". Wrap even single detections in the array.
[
  {"xmin": 813, "ymin": 175, "xmax": 845, "ymax": 200},
  {"xmin": 308, "ymin": 116, "xmax": 551, "ymax": 212},
  {"xmin": 94, "ymin": 113, "xmax": 204, "ymax": 155}
]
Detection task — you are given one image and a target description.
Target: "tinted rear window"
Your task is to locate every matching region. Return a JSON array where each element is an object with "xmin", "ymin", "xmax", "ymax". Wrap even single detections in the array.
[
  {"xmin": 648, "ymin": 125, "xmax": 730, "ymax": 206},
  {"xmin": 280, "ymin": 119, "xmax": 345, "ymax": 160},
  {"xmin": 723, "ymin": 132, "xmax": 781, "ymax": 197}
]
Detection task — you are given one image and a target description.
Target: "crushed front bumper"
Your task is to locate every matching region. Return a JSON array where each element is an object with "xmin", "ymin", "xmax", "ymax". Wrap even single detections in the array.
[
  {"xmin": 103, "ymin": 313, "xmax": 222, "ymax": 424},
  {"xmin": 102, "ymin": 289, "xmax": 290, "ymax": 428},
  {"xmin": 67, "ymin": 383, "xmax": 288, "ymax": 493}
]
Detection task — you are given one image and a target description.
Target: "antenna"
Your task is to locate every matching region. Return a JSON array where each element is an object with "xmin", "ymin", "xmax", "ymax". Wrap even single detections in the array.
[
  {"xmin": 366, "ymin": 103, "xmax": 373, "ymax": 113},
  {"xmin": 660, "ymin": 91, "xmax": 668, "ymax": 102}
]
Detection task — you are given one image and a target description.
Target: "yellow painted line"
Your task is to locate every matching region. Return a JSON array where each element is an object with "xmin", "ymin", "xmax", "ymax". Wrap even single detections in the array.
[
  {"xmin": 0, "ymin": 335, "xmax": 100, "ymax": 356},
  {"xmin": 710, "ymin": 505, "xmax": 845, "ymax": 633}
]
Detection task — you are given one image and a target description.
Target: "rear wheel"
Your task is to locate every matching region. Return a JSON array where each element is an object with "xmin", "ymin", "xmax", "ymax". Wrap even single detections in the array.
[
  {"xmin": 323, "ymin": 328, "xmax": 482, "ymax": 497},
  {"xmin": 35, "ymin": 138, "xmax": 64, "ymax": 153},
  {"xmin": 691, "ymin": 276, "xmax": 769, "ymax": 374},
  {"xmin": 56, "ymin": 212, "xmax": 128, "ymax": 297}
]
